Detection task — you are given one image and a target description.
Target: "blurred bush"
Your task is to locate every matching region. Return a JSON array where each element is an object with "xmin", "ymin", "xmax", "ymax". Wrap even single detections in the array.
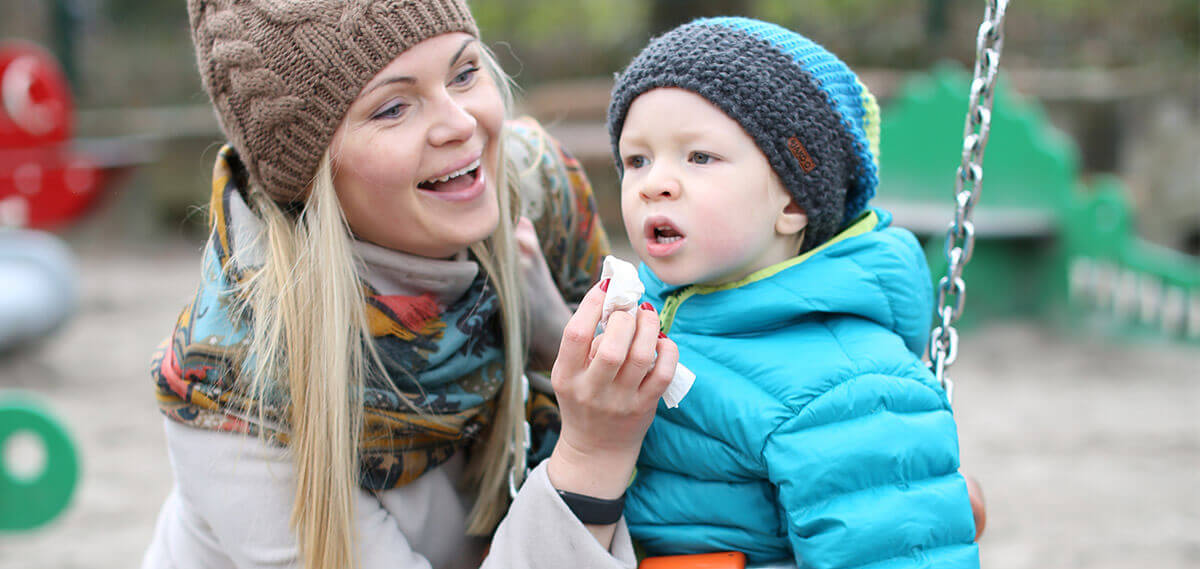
[
  {"xmin": 757, "ymin": 0, "xmax": 1197, "ymax": 68},
  {"xmin": 0, "ymin": 0, "xmax": 1193, "ymax": 106},
  {"xmin": 471, "ymin": 0, "xmax": 1197, "ymax": 84}
]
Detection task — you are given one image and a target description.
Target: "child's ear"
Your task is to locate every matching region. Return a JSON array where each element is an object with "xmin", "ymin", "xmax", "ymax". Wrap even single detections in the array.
[{"xmin": 775, "ymin": 200, "xmax": 808, "ymax": 236}]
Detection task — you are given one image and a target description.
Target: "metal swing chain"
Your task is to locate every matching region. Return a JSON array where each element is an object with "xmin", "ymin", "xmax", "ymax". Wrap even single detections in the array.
[{"xmin": 929, "ymin": 0, "xmax": 1010, "ymax": 404}]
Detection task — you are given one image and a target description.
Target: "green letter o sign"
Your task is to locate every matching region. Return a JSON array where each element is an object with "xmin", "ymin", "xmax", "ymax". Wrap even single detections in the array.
[{"xmin": 0, "ymin": 395, "xmax": 79, "ymax": 531}]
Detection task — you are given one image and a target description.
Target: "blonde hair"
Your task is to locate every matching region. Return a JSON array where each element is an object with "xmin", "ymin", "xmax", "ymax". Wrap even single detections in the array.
[{"xmin": 236, "ymin": 45, "xmax": 527, "ymax": 568}]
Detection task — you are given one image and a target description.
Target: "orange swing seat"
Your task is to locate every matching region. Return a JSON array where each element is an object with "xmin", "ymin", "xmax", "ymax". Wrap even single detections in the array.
[{"xmin": 639, "ymin": 552, "xmax": 747, "ymax": 569}]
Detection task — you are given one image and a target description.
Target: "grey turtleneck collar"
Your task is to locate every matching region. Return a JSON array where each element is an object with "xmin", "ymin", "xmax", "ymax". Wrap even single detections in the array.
[{"xmin": 352, "ymin": 240, "xmax": 480, "ymax": 308}]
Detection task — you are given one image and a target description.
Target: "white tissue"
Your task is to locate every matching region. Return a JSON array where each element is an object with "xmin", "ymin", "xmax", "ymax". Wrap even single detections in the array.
[
  {"xmin": 597, "ymin": 256, "xmax": 695, "ymax": 408},
  {"xmin": 598, "ymin": 256, "xmax": 644, "ymax": 332}
]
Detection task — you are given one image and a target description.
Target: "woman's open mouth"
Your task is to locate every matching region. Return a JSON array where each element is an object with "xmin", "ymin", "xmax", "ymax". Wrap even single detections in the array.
[{"xmin": 417, "ymin": 158, "xmax": 484, "ymax": 201}]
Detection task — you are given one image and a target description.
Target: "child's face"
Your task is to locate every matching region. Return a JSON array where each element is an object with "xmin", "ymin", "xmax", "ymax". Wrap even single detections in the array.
[{"xmin": 618, "ymin": 88, "xmax": 806, "ymax": 287}]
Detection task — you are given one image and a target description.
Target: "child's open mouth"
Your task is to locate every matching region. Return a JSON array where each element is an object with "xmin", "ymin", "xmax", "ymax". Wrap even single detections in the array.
[
  {"xmin": 653, "ymin": 225, "xmax": 683, "ymax": 243},
  {"xmin": 417, "ymin": 158, "xmax": 483, "ymax": 201},
  {"xmin": 644, "ymin": 218, "xmax": 686, "ymax": 257}
]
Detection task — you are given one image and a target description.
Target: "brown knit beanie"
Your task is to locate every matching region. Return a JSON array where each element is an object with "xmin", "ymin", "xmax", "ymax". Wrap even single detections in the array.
[{"xmin": 188, "ymin": 0, "xmax": 479, "ymax": 203}]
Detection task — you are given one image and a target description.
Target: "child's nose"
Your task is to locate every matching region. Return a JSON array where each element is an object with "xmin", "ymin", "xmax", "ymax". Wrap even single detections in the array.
[{"xmin": 640, "ymin": 169, "xmax": 681, "ymax": 201}]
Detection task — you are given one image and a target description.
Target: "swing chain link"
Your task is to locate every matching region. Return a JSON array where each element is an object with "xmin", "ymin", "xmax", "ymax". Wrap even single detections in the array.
[{"xmin": 929, "ymin": 0, "xmax": 1010, "ymax": 404}]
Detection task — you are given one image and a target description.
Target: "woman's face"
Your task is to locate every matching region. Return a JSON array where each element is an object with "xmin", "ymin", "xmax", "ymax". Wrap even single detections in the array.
[{"xmin": 330, "ymin": 33, "xmax": 504, "ymax": 258}]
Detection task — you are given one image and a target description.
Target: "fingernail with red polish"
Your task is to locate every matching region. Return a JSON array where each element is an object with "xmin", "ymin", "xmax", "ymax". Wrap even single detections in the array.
[
  {"xmin": 599, "ymin": 279, "xmax": 610, "ymax": 292},
  {"xmin": 658, "ymin": 331, "xmax": 668, "ymax": 339},
  {"xmin": 640, "ymin": 302, "xmax": 654, "ymax": 311}
]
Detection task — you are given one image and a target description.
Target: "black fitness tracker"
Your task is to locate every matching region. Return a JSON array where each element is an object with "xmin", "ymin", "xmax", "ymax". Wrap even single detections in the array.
[{"xmin": 556, "ymin": 489, "xmax": 626, "ymax": 525}]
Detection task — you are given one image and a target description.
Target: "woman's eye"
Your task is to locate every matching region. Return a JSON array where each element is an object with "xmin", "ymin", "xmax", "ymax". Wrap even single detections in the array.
[
  {"xmin": 451, "ymin": 65, "xmax": 479, "ymax": 87},
  {"xmin": 372, "ymin": 101, "xmax": 408, "ymax": 120},
  {"xmin": 625, "ymin": 155, "xmax": 647, "ymax": 169},
  {"xmin": 690, "ymin": 151, "xmax": 713, "ymax": 165}
]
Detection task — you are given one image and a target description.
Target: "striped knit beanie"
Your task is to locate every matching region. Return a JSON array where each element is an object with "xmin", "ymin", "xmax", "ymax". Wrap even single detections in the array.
[
  {"xmin": 188, "ymin": 0, "xmax": 478, "ymax": 203},
  {"xmin": 608, "ymin": 17, "xmax": 881, "ymax": 250}
]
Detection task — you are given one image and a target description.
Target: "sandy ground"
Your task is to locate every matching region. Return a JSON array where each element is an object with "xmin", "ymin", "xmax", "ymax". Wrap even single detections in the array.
[{"xmin": 1, "ymin": 237, "xmax": 1197, "ymax": 569}]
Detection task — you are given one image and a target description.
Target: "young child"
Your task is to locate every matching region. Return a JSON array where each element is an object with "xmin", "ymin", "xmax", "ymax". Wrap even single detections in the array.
[{"xmin": 606, "ymin": 17, "xmax": 980, "ymax": 567}]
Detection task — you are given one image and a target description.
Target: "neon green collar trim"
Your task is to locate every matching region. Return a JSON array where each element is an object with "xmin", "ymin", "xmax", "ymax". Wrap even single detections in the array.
[
  {"xmin": 656, "ymin": 210, "xmax": 879, "ymax": 333},
  {"xmin": 692, "ymin": 210, "xmax": 878, "ymax": 294}
]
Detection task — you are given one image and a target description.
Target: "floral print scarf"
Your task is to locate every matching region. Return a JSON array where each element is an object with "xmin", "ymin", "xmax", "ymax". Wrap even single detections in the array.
[{"xmin": 152, "ymin": 118, "xmax": 608, "ymax": 489}]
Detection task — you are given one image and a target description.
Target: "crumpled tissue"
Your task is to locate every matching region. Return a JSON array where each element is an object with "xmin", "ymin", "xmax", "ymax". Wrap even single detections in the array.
[{"xmin": 598, "ymin": 255, "xmax": 695, "ymax": 408}]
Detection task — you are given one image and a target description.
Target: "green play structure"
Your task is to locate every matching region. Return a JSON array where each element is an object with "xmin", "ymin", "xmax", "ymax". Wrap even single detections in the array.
[
  {"xmin": 877, "ymin": 66, "xmax": 1200, "ymax": 344},
  {"xmin": 0, "ymin": 393, "xmax": 79, "ymax": 531}
]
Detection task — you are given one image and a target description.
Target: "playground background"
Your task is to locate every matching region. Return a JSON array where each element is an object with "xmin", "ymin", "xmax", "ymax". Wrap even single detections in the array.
[{"xmin": 1, "ymin": 1, "xmax": 1197, "ymax": 567}]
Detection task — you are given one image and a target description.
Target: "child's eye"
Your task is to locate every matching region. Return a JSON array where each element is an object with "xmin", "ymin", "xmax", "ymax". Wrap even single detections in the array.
[
  {"xmin": 625, "ymin": 155, "xmax": 648, "ymax": 169},
  {"xmin": 689, "ymin": 151, "xmax": 713, "ymax": 165},
  {"xmin": 451, "ymin": 65, "xmax": 479, "ymax": 87},
  {"xmin": 371, "ymin": 100, "xmax": 409, "ymax": 120}
]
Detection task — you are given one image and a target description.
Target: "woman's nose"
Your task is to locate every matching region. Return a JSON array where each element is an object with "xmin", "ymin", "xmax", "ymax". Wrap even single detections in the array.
[{"xmin": 427, "ymin": 93, "xmax": 477, "ymax": 147}]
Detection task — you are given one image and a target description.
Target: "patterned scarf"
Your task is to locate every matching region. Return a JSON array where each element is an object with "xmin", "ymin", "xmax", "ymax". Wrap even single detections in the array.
[{"xmin": 152, "ymin": 146, "xmax": 555, "ymax": 489}]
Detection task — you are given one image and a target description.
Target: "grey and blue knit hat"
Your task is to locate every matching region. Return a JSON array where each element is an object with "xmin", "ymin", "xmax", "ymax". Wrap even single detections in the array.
[{"xmin": 607, "ymin": 17, "xmax": 881, "ymax": 250}]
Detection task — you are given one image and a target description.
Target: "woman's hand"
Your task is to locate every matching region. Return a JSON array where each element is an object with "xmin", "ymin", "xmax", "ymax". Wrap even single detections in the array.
[
  {"xmin": 965, "ymin": 473, "xmax": 986, "ymax": 540},
  {"xmin": 514, "ymin": 216, "xmax": 573, "ymax": 368},
  {"xmin": 547, "ymin": 282, "xmax": 677, "ymax": 501}
]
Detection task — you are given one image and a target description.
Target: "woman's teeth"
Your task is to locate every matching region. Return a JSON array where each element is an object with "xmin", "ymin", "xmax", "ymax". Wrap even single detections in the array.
[{"xmin": 425, "ymin": 159, "xmax": 480, "ymax": 185}]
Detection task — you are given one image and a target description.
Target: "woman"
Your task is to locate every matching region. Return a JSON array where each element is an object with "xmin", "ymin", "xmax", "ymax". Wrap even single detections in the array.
[{"xmin": 142, "ymin": 1, "xmax": 674, "ymax": 567}]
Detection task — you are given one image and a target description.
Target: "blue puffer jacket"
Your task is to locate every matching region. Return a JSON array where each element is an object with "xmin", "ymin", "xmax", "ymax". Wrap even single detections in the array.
[{"xmin": 627, "ymin": 210, "xmax": 979, "ymax": 568}]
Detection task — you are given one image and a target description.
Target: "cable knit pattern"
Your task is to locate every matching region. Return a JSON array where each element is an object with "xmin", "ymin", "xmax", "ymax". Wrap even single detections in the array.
[
  {"xmin": 607, "ymin": 17, "xmax": 882, "ymax": 250},
  {"xmin": 188, "ymin": 0, "xmax": 478, "ymax": 203}
]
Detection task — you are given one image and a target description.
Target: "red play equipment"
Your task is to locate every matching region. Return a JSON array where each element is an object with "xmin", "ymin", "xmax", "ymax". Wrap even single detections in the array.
[{"xmin": 0, "ymin": 41, "xmax": 136, "ymax": 230}]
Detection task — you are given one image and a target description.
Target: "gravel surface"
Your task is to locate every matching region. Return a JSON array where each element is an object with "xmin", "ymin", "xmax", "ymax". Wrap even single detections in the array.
[{"xmin": 1, "ymin": 239, "xmax": 1197, "ymax": 569}]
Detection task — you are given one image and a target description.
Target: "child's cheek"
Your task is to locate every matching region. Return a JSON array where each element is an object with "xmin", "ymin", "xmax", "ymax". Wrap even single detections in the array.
[
  {"xmin": 697, "ymin": 217, "xmax": 752, "ymax": 266},
  {"xmin": 620, "ymin": 192, "xmax": 641, "ymax": 240}
]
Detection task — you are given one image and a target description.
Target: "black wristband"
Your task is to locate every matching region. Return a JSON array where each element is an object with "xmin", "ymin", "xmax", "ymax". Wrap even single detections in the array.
[{"xmin": 556, "ymin": 489, "xmax": 625, "ymax": 525}]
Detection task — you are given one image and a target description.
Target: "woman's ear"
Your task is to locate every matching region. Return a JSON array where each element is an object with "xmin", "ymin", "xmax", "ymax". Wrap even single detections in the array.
[{"xmin": 775, "ymin": 200, "xmax": 808, "ymax": 237}]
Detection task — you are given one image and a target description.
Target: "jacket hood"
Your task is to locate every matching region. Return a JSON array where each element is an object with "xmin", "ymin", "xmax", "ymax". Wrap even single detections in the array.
[{"xmin": 641, "ymin": 209, "xmax": 933, "ymax": 357}]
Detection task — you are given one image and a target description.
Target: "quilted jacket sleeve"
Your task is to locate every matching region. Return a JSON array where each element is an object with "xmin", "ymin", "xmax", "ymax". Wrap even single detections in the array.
[{"xmin": 763, "ymin": 372, "xmax": 979, "ymax": 569}]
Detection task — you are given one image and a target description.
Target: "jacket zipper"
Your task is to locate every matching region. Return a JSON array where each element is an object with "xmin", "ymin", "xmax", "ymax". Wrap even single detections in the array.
[{"xmin": 658, "ymin": 287, "xmax": 699, "ymax": 335}]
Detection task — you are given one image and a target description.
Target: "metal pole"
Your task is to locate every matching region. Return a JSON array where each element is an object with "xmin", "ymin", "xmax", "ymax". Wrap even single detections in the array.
[{"xmin": 50, "ymin": 0, "xmax": 80, "ymax": 94}]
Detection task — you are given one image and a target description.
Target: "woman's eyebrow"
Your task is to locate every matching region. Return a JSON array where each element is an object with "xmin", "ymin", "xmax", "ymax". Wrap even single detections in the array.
[
  {"xmin": 361, "ymin": 38, "xmax": 477, "ymax": 96},
  {"xmin": 363, "ymin": 75, "xmax": 415, "ymax": 96},
  {"xmin": 449, "ymin": 37, "xmax": 476, "ymax": 67}
]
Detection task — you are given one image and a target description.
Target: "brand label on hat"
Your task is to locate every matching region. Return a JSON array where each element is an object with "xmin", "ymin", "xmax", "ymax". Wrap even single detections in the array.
[{"xmin": 787, "ymin": 137, "xmax": 816, "ymax": 173}]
